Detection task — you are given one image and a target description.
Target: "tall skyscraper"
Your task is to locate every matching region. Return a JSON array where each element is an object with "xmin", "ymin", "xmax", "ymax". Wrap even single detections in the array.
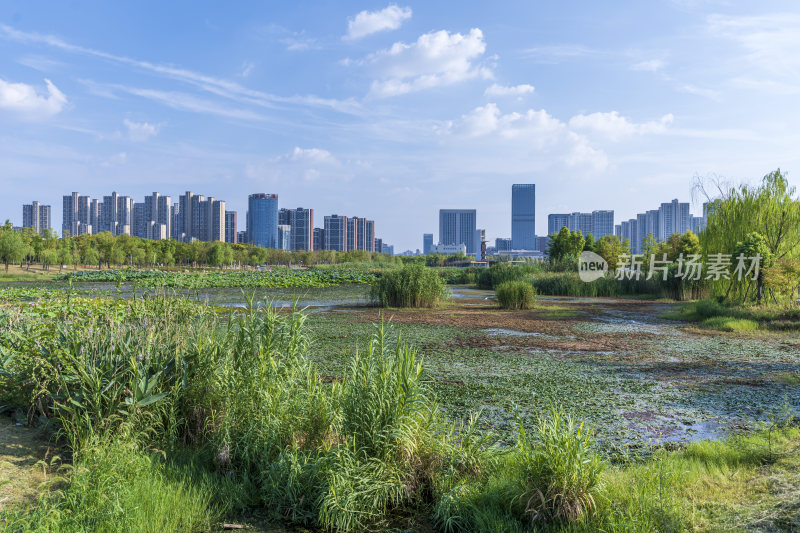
[
  {"xmin": 225, "ymin": 211, "xmax": 238, "ymax": 244},
  {"xmin": 547, "ymin": 214, "xmax": 569, "ymax": 236},
  {"xmin": 90, "ymin": 199, "xmax": 102, "ymax": 235},
  {"xmin": 423, "ymin": 233, "xmax": 433, "ymax": 255},
  {"xmin": 511, "ymin": 184, "xmax": 536, "ymax": 250},
  {"xmin": 324, "ymin": 215, "xmax": 347, "ymax": 251},
  {"xmin": 22, "ymin": 201, "xmax": 51, "ymax": 234},
  {"xmin": 200, "ymin": 197, "xmax": 225, "ymax": 242},
  {"xmin": 439, "ymin": 209, "xmax": 477, "ymax": 255},
  {"xmin": 77, "ymin": 195, "xmax": 91, "ymax": 235},
  {"xmin": 246, "ymin": 193, "xmax": 279, "ymax": 249},
  {"xmin": 102, "ymin": 192, "xmax": 119, "ymax": 235}
]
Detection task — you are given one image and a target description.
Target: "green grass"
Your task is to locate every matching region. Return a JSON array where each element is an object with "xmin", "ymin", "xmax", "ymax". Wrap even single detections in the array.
[
  {"xmin": 370, "ymin": 263, "xmax": 448, "ymax": 308},
  {"xmin": 700, "ymin": 316, "xmax": 761, "ymax": 332},
  {"xmin": 3, "ymin": 287, "xmax": 800, "ymax": 531},
  {"xmin": 495, "ymin": 281, "xmax": 537, "ymax": 310}
]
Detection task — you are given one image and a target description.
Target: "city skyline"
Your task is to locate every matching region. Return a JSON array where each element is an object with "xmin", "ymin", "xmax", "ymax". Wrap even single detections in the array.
[{"xmin": 2, "ymin": 2, "xmax": 800, "ymax": 250}]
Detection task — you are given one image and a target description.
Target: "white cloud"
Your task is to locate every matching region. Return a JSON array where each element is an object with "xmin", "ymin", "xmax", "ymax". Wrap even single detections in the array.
[
  {"xmin": 678, "ymin": 83, "xmax": 720, "ymax": 100},
  {"xmin": 454, "ymin": 103, "xmax": 608, "ymax": 171},
  {"xmin": 568, "ymin": 111, "xmax": 673, "ymax": 141},
  {"xmin": 365, "ymin": 28, "xmax": 491, "ymax": 97},
  {"xmin": 123, "ymin": 119, "xmax": 160, "ymax": 142},
  {"xmin": 345, "ymin": 5, "xmax": 412, "ymax": 40},
  {"xmin": 631, "ymin": 59, "xmax": 665, "ymax": 72},
  {"xmin": 484, "ymin": 83, "xmax": 535, "ymax": 97},
  {"xmin": 289, "ymin": 146, "xmax": 338, "ymax": 164},
  {"xmin": 0, "ymin": 77, "xmax": 67, "ymax": 118}
]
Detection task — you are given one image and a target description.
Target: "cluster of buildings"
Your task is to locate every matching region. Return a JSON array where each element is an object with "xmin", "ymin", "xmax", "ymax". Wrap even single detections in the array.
[
  {"xmin": 19, "ymin": 192, "xmax": 391, "ymax": 254},
  {"xmin": 614, "ymin": 199, "xmax": 708, "ymax": 253},
  {"xmin": 245, "ymin": 193, "xmax": 390, "ymax": 254},
  {"xmin": 417, "ymin": 184, "xmax": 708, "ymax": 259}
]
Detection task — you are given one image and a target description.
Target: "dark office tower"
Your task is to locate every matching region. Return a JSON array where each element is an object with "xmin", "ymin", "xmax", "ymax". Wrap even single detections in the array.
[
  {"xmin": 365, "ymin": 220, "xmax": 375, "ymax": 252},
  {"xmin": 62, "ymin": 192, "xmax": 80, "ymax": 237},
  {"xmin": 347, "ymin": 217, "xmax": 367, "ymax": 251},
  {"xmin": 438, "ymin": 209, "xmax": 477, "ymax": 255},
  {"xmin": 324, "ymin": 215, "xmax": 347, "ymax": 251},
  {"xmin": 423, "ymin": 233, "xmax": 433, "ymax": 255},
  {"xmin": 237, "ymin": 230, "xmax": 247, "ymax": 244},
  {"xmin": 225, "ymin": 211, "xmax": 238, "ymax": 244},
  {"xmin": 374, "ymin": 238, "xmax": 383, "ymax": 253},
  {"xmin": 22, "ymin": 201, "xmax": 51, "ymax": 234},
  {"xmin": 246, "ymin": 193, "xmax": 279, "ymax": 249},
  {"xmin": 313, "ymin": 228, "xmax": 325, "ymax": 251},
  {"xmin": 286, "ymin": 208, "xmax": 314, "ymax": 251},
  {"xmin": 511, "ymin": 184, "xmax": 536, "ymax": 250}
]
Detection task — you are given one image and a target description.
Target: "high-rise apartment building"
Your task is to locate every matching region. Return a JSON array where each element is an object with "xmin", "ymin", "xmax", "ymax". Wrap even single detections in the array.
[
  {"xmin": 365, "ymin": 220, "xmax": 375, "ymax": 252},
  {"xmin": 285, "ymin": 208, "xmax": 314, "ymax": 251},
  {"xmin": 277, "ymin": 225, "xmax": 291, "ymax": 250},
  {"xmin": 314, "ymin": 228, "xmax": 325, "ymax": 251},
  {"xmin": 347, "ymin": 217, "xmax": 366, "ymax": 251},
  {"xmin": 225, "ymin": 211, "xmax": 238, "ymax": 244},
  {"xmin": 324, "ymin": 215, "xmax": 347, "ymax": 251},
  {"xmin": 246, "ymin": 193, "xmax": 279, "ymax": 249},
  {"xmin": 22, "ymin": 201, "xmax": 51, "ymax": 234},
  {"xmin": 199, "ymin": 197, "xmax": 225, "ymax": 242},
  {"xmin": 658, "ymin": 199, "xmax": 690, "ymax": 240},
  {"xmin": 374, "ymin": 238, "xmax": 382, "ymax": 253},
  {"xmin": 62, "ymin": 192, "xmax": 79, "ymax": 237},
  {"xmin": 511, "ymin": 184, "xmax": 536, "ymax": 250},
  {"xmin": 439, "ymin": 209, "xmax": 477, "ymax": 255},
  {"xmin": 90, "ymin": 199, "xmax": 102, "ymax": 235},
  {"xmin": 423, "ymin": 233, "xmax": 433, "ymax": 255},
  {"xmin": 547, "ymin": 210, "xmax": 615, "ymax": 238}
]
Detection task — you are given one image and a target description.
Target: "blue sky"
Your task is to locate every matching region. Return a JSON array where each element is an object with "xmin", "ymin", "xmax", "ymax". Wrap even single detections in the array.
[{"xmin": 1, "ymin": 1, "xmax": 799, "ymax": 251}]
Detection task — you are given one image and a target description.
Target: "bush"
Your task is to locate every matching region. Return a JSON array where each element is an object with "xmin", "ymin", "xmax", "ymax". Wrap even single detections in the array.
[
  {"xmin": 477, "ymin": 263, "xmax": 542, "ymax": 290},
  {"xmin": 370, "ymin": 264, "xmax": 448, "ymax": 308},
  {"xmin": 495, "ymin": 281, "xmax": 537, "ymax": 310},
  {"xmin": 514, "ymin": 407, "xmax": 605, "ymax": 523}
]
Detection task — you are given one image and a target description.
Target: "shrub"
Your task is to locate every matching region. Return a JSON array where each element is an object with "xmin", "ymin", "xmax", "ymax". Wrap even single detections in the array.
[
  {"xmin": 370, "ymin": 264, "xmax": 448, "ymax": 308},
  {"xmin": 477, "ymin": 263, "xmax": 542, "ymax": 290},
  {"xmin": 495, "ymin": 281, "xmax": 537, "ymax": 310},
  {"xmin": 514, "ymin": 407, "xmax": 605, "ymax": 523}
]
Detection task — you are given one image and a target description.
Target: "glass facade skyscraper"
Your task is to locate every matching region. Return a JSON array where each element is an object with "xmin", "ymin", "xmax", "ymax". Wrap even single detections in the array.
[
  {"xmin": 246, "ymin": 193, "xmax": 278, "ymax": 249},
  {"xmin": 511, "ymin": 184, "xmax": 536, "ymax": 250}
]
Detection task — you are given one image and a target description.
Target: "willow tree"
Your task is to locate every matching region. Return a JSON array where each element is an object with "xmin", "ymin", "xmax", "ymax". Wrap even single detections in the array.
[{"xmin": 698, "ymin": 169, "xmax": 800, "ymax": 302}]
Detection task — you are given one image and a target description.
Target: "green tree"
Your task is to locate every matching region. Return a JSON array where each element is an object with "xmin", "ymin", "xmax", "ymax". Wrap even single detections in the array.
[
  {"xmin": 593, "ymin": 234, "xmax": 630, "ymax": 270},
  {"xmin": 548, "ymin": 227, "xmax": 585, "ymax": 267},
  {"xmin": 0, "ymin": 228, "xmax": 26, "ymax": 272},
  {"xmin": 733, "ymin": 232, "xmax": 772, "ymax": 302}
]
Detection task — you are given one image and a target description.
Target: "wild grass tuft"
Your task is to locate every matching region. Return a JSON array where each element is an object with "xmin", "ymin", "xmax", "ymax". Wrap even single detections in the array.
[
  {"xmin": 495, "ymin": 281, "xmax": 537, "ymax": 310},
  {"xmin": 370, "ymin": 264, "xmax": 448, "ymax": 308}
]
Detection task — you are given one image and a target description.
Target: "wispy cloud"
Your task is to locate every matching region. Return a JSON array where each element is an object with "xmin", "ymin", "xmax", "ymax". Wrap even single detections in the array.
[
  {"xmin": 631, "ymin": 59, "xmax": 666, "ymax": 72},
  {"xmin": 124, "ymin": 119, "xmax": 161, "ymax": 142},
  {"xmin": 484, "ymin": 83, "xmax": 534, "ymax": 97},
  {"xmin": 0, "ymin": 23, "xmax": 360, "ymax": 114},
  {"xmin": 345, "ymin": 5, "xmax": 412, "ymax": 40}
]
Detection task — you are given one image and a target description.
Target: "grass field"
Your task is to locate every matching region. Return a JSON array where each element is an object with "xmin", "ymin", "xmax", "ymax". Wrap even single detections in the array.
[{"xmin": 1, "ymin": 284, "xmax": 799, "ymax": 531}]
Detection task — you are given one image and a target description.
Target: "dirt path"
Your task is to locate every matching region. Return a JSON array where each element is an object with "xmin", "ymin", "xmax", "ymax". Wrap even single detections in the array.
[{"xmin": 0, "ymin": 417, "xmax": 53, "ymax": 511}]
